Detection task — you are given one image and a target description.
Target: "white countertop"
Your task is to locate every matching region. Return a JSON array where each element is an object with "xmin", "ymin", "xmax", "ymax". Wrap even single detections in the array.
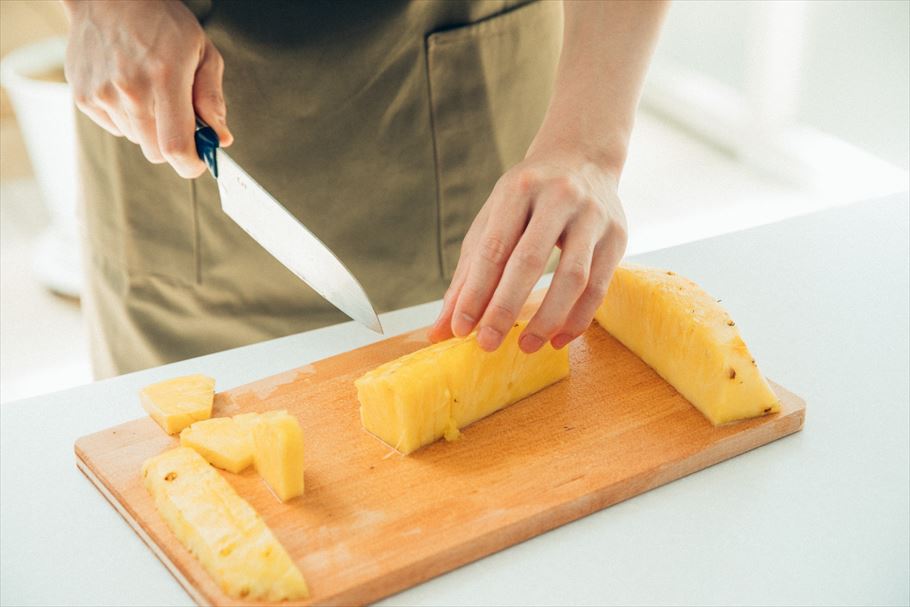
[{"xmin": 2, "ymin": 194, "xmax": 908, "ymax": 606}]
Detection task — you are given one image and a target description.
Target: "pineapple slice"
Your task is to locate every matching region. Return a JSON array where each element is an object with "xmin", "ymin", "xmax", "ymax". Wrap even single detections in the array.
[
  {"xmin": 142, "ymin": 447, "xmax": 308, "ymax": 601},
  {"xmin": 140, "ymin": 374, "xmax": 215, "ymax": 435},
  {"xmin": 594, "ymin": 264, "xmax": 781, "ymax": 424},
  {"xmin": 355, "ymin": 321, "xmax": 569, "ymax": 455},
  {"xmin": 179, "ymin": 413, "xmax": 260, "ymax": 474},
  {"xmin": 252, "ymin": 411, "xmax": 305, "ymax": 502}
]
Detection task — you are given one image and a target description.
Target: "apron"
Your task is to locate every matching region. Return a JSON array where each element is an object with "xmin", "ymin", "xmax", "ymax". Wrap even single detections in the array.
[{"xmin": 75, "ymin": 0, "xmax": 563, "ymax": 378}]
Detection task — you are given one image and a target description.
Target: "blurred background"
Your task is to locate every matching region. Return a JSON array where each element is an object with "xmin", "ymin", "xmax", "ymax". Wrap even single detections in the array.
[{"xmin": 1, "ymin": 0, "xmax": 908, "ymax": 403}]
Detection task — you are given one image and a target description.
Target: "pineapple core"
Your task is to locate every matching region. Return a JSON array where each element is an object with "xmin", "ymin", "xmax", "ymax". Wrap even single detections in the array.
[
  {"xmin": 252, "ymin": 410, "xmax": 305, "ymax": 502},
  {"xmin": 142, "ymin": 447, "xmax": 309, "ymax": 601},
  {"xmin": 355, "ymin": 321, "xmax": 570, "ymax": 455},
  {"xmin": 179, "ymin": 413, "xmax": 260, "ymax": 474},
  {"xmin": 140, "ymin": 374, "xmax": 215, "ymax": 435},
  {"xmin": 594, "ymin": 264, "xmax": 781, "ymax": 425}
]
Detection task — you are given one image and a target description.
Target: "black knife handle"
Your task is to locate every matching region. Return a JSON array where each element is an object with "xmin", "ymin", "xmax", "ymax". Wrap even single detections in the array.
[{"xmin": 194, "ymin": 116, "xmax": 220, "ymax": 178}]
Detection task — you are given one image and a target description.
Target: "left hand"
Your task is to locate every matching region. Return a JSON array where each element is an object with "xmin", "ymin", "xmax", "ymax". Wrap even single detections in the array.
[{"xmin": 428, "ymin": 146, "xmax": 628, "ymax": 353}]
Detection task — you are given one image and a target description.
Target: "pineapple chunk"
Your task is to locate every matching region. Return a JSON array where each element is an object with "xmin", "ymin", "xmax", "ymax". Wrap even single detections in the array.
[
  {"xmin": 594, "ymin": 264, "xmax": 781, "ymax": 424},
  {"xmin": 252, "ymin": 411, "xmax": 305, "ymax": 502},
  {"xmin": 355, "ymin": 321, "xmax": 569, "ymax": 455},
  {"xmin": 179, "ymin": 413, "xmax": 260, "ymax": 474},
  {"xmin": 140, "ymin": 374, "xmax": 215, "ymax": 435},
  {"xmin": 141, "ymin": 447, "xmax": 308, "ymax": 601}
]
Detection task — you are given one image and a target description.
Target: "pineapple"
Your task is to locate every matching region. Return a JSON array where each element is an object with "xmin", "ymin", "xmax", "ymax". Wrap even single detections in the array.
[
  {"xmin": 594, "ymin": 264, "xmax": 781, "ymax": 424},
  {"xmin": 140, "ymin": 374, "xmax": 215, "ymax": 435},
  {"xmin": 141, "ymin": 447, "xmax": 308, "ymax": 601},
  {"xmin": 179, "ymin": 410, "xmax": 305, "ymax": 502},
  {"xmin": 179, "ymin": 413, "xmax": 260, "ymax": 474},
  {"xmin": 355, "ymin": 321, "xmax": 569, "ymax": 455},
  {"xmin": 252, "ymin": 411, "xmax": 305, "ymax": 502}
]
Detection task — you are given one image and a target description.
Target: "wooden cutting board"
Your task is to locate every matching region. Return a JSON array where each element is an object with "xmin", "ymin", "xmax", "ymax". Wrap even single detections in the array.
[{"xmin": 75, "ymin": 320, "xmax": 805, "ymax": 606}]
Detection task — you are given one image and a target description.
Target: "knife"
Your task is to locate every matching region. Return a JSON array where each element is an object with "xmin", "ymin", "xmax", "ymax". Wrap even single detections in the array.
[{"xmin": 194, "ymin": 119, "xmax": 383, "ymax": 334}]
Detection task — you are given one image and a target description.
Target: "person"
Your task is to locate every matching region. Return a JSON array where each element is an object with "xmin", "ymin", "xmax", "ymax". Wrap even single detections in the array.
[{"xmin": 63, "ymin": 0, "xmax": 668, "ymax": 378}]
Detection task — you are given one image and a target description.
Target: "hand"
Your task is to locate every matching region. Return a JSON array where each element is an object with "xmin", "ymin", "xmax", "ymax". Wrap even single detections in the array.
[
  {"xmin": 63, "ymin": 0, "xmax": 232, "ymax": 178},
  {"xmin": 428, "ymin": 147, "xmax": 628, "ymax": 353}
]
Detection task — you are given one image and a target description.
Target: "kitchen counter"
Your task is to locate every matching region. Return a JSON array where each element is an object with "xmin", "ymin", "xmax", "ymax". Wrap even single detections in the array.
[{"xmin": 2, "ymin": 194, "xmax": 908, "ymax": 606}]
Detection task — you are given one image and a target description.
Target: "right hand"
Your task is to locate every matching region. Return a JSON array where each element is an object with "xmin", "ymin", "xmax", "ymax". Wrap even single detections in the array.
[{"xmin": 63, "ymin": 0, "xmax": 233, "ymax": 178}]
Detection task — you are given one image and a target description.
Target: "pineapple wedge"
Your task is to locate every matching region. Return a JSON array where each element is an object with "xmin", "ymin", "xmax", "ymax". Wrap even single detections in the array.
[
  {"xmin": 355, "ymin": 321, "xmax": 569, "ymax": 455},
  {"xmin": 140, "ymin": 374, "xmax": 215, "ymax": 435},
  {"xmin": 594, "ymin": 264, "xmax": 780, "ymax": 424},
  {"xmin": 179, "ymin": 413, "xmax": 260, "ymax": 474},
  {"xmin": 142, "ymin": 447, "xmax": 308, "ymax": 601},
  {"xmin": 252, "ymin": 410, "xmax": 305, "ymax": 502}
]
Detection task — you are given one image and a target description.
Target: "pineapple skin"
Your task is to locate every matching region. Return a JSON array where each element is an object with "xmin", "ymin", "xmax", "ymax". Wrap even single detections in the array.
[
  {"xmin": 355, "ymin": 321, "xmax": 570, "ymax": 455},
  {"xmin": 179, "ymin": 414, "xmax": 260, "ymax": 474},
  {"xmin": 594, "ymin": 264, "xmax": 781, "ymax": 425},
  {"xmin": 141, "ymin": 447, "xmax": 309, "ymax": 601},
  {"xmin": 140, "ymin": 374, "xmax": 215, "ymax": 435},
  {"xmin": 252, "ymin": 411, "xmax": 305, "ymax": 502}
]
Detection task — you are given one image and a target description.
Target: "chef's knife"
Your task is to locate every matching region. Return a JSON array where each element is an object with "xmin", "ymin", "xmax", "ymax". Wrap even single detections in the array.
[{"xmin": 194, "ymin": 119, "xmax": 383, "ymax": 334}]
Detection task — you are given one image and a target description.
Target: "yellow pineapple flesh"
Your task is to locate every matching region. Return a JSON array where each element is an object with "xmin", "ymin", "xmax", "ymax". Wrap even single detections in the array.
[
  {"xmin": 251, "ymin": 410, "xmax": 305, "ymax": 502},
  {"xmin": 140, "ymin": 374, "xmax": 215, "ymax": 435},
  {"xmin": 141, "ymin": 447, "xmax": 308, "ymax": 601},
  {"xmin": 355, "ymin": 321, "xmax": 570, "ymax": 455},
  {"xmin": 179, "ymin": 413, "xmax": 260, "ymax": 474},
  {"xmin": 594, "ymin": 264, "xmax": 781, "ymax": 425}
]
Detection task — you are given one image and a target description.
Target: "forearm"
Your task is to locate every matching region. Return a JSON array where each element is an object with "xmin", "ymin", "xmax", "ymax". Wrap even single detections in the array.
[{"xmin": 527, "ymin": 0, "xmax": 669, "ymax": 176}]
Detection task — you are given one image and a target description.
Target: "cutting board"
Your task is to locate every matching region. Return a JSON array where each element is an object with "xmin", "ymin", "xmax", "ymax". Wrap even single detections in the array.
[{"xmin": 75, "ymin": 319, "xmax": 805, "ymax": 606}]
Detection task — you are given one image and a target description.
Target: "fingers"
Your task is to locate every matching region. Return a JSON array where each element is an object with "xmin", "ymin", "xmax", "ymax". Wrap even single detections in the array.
[
  {"xmin": 431, "ymin": 165, "xmax": 626, "ymax": 354},
  {"xmin": 78, "ymin": 103, "xmax": 122, "ymax": 137},
  {"xmin": 519, "ymin": 214, "xmax": 600, "ymax": 352},
  {"xmin": 111, "ymin": 70, "xmax": 170, "ymax": 164},
  {"xmin": 475, "ymin": 200, "xmax": 570, "ymax": 352},
  {"xmin": 193, "ymin": 40, "xmax": 233, "ymax": 147},
  {"xmin": 127, "ymin": 111, "xmax": 166, "ymax": 164},
  {"xmin": 427, "ymin": 264, "xmax": 468, "ymax": 343},
  {"xmin": 85, "ymin": 81, "xmax": 138, "ymax": 142},
  {"xmin": 429, "ymin": 205, "xmax": 490, "ymax": 342},
  {"xmin": 450, "ymin": 181, "xmax": 531, "ymax": 339},
  {"xmin": 548, "ymin": 223, "xmax": 626, "ymax": 350},
  {"xmin": 154, "ymin": 41, "xmax": 232, "ymax": 177},
  {"xmin": 155, "ymin": 73, "xmax": 205, "ymax": 178}
]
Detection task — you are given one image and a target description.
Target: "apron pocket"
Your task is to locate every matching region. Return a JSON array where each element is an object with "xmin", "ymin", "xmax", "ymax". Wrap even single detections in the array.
[{"xmin": 426, "ymin": 0, "xmax": 562, "ymax": 279}]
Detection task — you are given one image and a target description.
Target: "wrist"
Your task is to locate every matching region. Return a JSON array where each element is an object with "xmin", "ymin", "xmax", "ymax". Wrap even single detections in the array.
[{"xmin": 525, "ymin": 129, "xmax": 629, "ymax": 182}]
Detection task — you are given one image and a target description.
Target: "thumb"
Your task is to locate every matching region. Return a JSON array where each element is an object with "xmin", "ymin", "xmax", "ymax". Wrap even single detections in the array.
[{"xmin": 193, "ymin": 40, "xmax": 233, "ymax": 147}]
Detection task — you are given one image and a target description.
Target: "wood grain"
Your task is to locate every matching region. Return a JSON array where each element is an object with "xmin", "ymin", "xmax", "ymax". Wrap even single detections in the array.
[{"xmin": 75, "ymin": 321, "xmax": 805, "ymax": 606}]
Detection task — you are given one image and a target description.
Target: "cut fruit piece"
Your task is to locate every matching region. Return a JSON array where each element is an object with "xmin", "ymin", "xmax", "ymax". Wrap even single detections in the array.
[
  {"xmin": 140, "ymin": 374, "xmax": 215, "ymax": 435},
  {"xmin": 594, "ymin": 264, "xmax": 781, "ymax": 425},
  {"xmin": 179, "ymin": 413, "xmax": 260, "ymax": 474},
  {"xmin": 355, "ymin": 321, "xmax": 570, "ymax": 455},
  {"xmin": 141, "ymin": 447, "xmax": 308, "ymax": 601},
  {"xmin": 251, "ymin": 410, "xmax": 305, "ymax": 502}
]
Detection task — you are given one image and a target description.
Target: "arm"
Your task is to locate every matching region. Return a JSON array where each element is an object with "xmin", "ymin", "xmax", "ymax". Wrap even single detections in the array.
[
  {"xmin": 62, "ymin": 0, "xmax": 233, "ymax": 177},
  {"xmin": 429, "ymin": 0, "xmax": 669, "ymax": 352}
]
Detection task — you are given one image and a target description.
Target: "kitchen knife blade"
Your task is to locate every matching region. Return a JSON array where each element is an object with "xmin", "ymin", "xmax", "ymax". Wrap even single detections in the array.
[{"xmin": 194, "ymin": 121, "xmax": 383, "ymax": 334}]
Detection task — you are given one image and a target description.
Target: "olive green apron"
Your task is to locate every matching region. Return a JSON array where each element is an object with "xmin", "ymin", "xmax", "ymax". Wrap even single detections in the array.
[{"xmin": 76, "ymin": 0, "xmax": 563, "ymax": 378}]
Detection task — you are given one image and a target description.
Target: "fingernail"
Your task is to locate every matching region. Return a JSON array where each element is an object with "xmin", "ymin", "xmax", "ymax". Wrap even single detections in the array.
[
  {"xmin": 428, "ymin": 315, "xmax": 447, "ymax": 341},
  {"xmin": 477, "ymin": 326, "xmax": 502, "ymax": 351},
  {"xmin": 519, "ymin": 333, "xmax": 544, "ymax": 353},
  {"xmin": 452, "ymin": 312, "xmax": 475, "ymax": 337},
  {"xmin": 551, "ymin": 333, "xmax": 574, "ymax": 349}
]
